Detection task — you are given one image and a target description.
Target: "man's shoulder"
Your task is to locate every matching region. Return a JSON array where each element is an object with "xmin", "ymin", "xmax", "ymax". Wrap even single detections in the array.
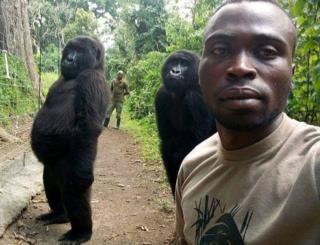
[
  {"xmin": 180, "ymin": 133, "xmax": 219, "ymax": 175},
  {"xmin": 286, "ymin": 118, "xmax": 320, "ymax": 184},
  {"xmin": 121, "ymin": 79, "xmax": 128, "ymax": 85},
  {"xmin": 290, "ymin": 118, "xmax": 320, "ymax": 147}
]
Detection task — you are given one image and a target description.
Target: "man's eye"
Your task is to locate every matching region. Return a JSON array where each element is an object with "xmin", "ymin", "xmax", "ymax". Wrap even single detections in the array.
[
  {"xmin": 211, "ymin": 46, "xmax": 229, "ymax": 56},
  {"xmin": 258, "ymin": 47, "xmax": 279, "ymax": 59}
]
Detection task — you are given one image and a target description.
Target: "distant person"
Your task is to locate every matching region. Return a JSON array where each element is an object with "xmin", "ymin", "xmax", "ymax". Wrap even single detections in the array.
[
  {"xmin": 103, "ymin": 70, "xmax": 130, "ymax": 129},
  {"xmin": 175, "ymin": 0, "xmax": 320, "ymax": 244}
]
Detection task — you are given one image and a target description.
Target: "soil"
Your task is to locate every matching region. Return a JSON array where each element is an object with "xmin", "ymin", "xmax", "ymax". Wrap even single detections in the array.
[{"xmin": 0, "ymin": 126, "xmax": 175, "ymax": 245}]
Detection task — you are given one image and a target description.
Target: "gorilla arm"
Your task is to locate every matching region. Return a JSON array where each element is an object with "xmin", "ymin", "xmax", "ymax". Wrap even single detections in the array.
[
  {"xmin": 183, "ymin": 90, "xmax": 216, "ymax": 140},
  {"xmin": 155, "ymin": 86, "xmax": 177, "ymax": 142},
  {"xmin": 63, "ymin": 69, "xmax": 109, "ymax": 190},
  {"xmin": 74, "ymin": 70, "xmax": 109, "ymax": 133}
]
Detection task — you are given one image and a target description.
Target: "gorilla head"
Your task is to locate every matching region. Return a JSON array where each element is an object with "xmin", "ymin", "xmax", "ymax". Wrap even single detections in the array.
[
  {"xmin": 61, "ymin": 36, "xmax": 105, "ymax": 80},
  {"xmin": 161, "ymin": 50, "xmax": 200, "ymax": 95}
]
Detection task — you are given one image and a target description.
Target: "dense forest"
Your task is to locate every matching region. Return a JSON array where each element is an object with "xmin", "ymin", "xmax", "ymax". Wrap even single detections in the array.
[{"xmin": 0, "ymin": 0, "xmax": 319, "ymax": 145}]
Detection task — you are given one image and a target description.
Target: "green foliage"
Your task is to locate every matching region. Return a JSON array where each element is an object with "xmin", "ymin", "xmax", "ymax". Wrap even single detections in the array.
[
  {"xmin": 126, "ymin": 52, "xmax": 167, "ymax": 119},
  {"xmin": 165, "ymin": 0, "xmax": 221, "ymax": 54},
  {"xmin": 106, "ymin": 40, "xmax": 135, "ymax": 81},
  {"xmin": 113, "ymin": 0, "xmax": 168, "ymax": 58},
  {"xmin": 132, "ymin": 0, "xmax": 167, "ymax": 55},
  {"xmin": 284, "ymin": 0, "xmax": 320, "ymax": 125},
  {"xmin": 121, "ymin": 108, "xmax": 160, "ymax": 160},
  {"xmin": 0, "ymin": 54, "xmax": 37, "ymax": 124},
  {"xmin": 192, "ymin": 0, "xmax": 221, "ymax": 30},
  {"xmin": 36, "ymin": 44, "xmax": 60, "ymax": 73},
  {"xmin": 63, "ymin": 8, "xmax": 99, "ymax": 42},
  {"xmin": 29, "ymin": 0, "xmax": 101, "ymax": 59},
  {"xmin": 41, "ymin": 72, "xmax": 58, "ymax": 95},
  {"xmin": 28, "ymin": 0, "xmax": 72, "ymax": 50},
  {"xmin": 165, "ymin": 15, "xmax": 202, "ymax": 53}
]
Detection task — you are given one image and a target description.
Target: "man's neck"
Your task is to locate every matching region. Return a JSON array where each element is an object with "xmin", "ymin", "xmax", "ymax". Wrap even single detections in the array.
[{"xmin": 217, "ymin": 114, "xmax": 284, "ymax": 150}]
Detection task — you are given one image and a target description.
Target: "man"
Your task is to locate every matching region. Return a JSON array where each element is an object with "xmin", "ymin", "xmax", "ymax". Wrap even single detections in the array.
[
  {"xmin": 103, "ymin": 70, "xmax": 130, "ymax": 129},
  {"xmin": 175, "ymin": 1, "xmax": 320, "ymax": 244}
]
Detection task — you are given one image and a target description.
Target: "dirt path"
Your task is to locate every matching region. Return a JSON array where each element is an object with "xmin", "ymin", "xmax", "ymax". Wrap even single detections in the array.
[{"xmin": 0, "ymin": 127, "xmax": 175, "ymax": 245}]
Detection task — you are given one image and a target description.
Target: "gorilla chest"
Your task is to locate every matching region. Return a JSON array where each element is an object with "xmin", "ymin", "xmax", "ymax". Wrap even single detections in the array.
[
  {"xmin": 36, "ymin": 83, "xmax": 77, "ymax": 132},
  {"xmin": 47, "ymin": 82, "xmax": 76, "ymax": 108},
  {"xmin": 169, "ymin": 98, "xmax": 191, "ymax": 130}
]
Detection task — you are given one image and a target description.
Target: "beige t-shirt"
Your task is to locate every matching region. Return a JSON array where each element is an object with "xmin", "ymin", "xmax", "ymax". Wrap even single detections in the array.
[{"xmin": 175, "ymin": 113, "xmax": 320, "ymax": 245}]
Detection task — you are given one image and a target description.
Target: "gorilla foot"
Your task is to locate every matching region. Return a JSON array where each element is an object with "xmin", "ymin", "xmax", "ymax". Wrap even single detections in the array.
[
  {"xmin": 58, "ymin": 229, "xmax": 92, "ymax": 245},
  {"xmin": 36, "ymin": 211, "xmax": 69, "ymax": 225}
]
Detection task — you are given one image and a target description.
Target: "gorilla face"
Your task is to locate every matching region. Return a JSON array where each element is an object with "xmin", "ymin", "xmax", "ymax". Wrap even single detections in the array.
[
  {"xmin": 161, "ymin": 51, "xmax": 200, "ymax": 94},
  {"xmin": 61, "ymin": 36, "xmax": 103, "ymax": 80}
]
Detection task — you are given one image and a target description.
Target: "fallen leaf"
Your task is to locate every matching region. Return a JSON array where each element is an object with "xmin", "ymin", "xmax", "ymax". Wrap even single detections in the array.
[{"xmin": 136, "ymin": 225, "xmax": 149, "ymax": 232}]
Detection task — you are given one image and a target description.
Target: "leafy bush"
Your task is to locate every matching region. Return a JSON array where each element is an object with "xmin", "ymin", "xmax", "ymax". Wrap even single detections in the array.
[
  {"xmin": 165, "ymin": 15, "xmax": 203, "ymax": 54},
  {"xmin": 36, "ymin": 43, "xmax": 60, "ymax": 73},
  {"xmin": 41, "ymin": 72, "xmax": 58, "ymax": 95},
  {"xmin": 0, "ymin": 54, "xmax": 37, "ymax": 124},
  {"xmin": 122, "ymin": 107, "xmax": 160, "ymax": 161},
  {"xmin": 285, "ymin": 0, "xmax": 320, "ymax": 125},
  {"xmin": 126, "ymin": 51, "xmax": 167, "ymax": 119}
]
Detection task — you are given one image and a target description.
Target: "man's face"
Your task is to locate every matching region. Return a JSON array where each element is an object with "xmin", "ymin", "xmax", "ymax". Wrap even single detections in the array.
[
  {"xmin": 199, "ymin": 2, "xmax": 296, "ymax": 131},
  {"xmin": 117, "ymin": 73, "xmax": 123, "ymax": 80}
]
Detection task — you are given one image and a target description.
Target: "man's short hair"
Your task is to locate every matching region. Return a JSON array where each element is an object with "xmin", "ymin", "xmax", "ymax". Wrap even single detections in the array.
[
  {"xmin": 117, "ymin": 70, "xmax": 124, "ymax": 76},
  {"xmin": 207, "ymin": 0, "xmax": 297, "ymax": 55},
  {"xmin": 215, "ymin": 0, "xmax": 293, "ymax": 21}
]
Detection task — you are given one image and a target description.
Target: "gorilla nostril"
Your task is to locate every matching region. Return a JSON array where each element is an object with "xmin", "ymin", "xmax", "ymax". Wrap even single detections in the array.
[
  {"xmin": 66, "ymin": 55, "xmax": 74, "ymax": 62},
  {"xmin": 170, "ymin": 67, "xmax": 182, "ymax": 76},
  {"xmin": 65, "ymin": 53, "xmax": 76, "ymax": 63}
]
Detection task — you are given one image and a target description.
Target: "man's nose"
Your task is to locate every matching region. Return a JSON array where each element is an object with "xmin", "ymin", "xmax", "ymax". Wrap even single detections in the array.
[{"xmin": 226, "ymin": 51, "xmax": 257, "ymax": 81}]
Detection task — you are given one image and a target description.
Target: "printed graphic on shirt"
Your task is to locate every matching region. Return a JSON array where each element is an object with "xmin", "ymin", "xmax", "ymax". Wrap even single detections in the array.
[{"xmin": 192, "ymin": 195, "xmax": 253, "ymax": 245}]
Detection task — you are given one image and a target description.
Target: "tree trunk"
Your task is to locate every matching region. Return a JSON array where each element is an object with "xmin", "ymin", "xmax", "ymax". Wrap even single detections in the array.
[{"xmin": 0, "ymin": 0, "xmax": 45, "ymax": 102}]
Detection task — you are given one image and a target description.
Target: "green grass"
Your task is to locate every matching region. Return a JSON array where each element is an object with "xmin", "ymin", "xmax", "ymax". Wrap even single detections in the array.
[
  {"xmin": 121, "ymin": 108, "xmax": 161, "ymax": 161},
  {"xmin": 0, "ymin": 55, "xmax": 38, "ymax": 125},
  {"xmin": 40, "ymin": 72, "xmax": 58, "ymax": 95}
]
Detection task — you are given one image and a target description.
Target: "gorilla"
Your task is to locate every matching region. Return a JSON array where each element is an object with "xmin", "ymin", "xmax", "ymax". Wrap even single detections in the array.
[
  {"xmin": 155, "ymin": 50, "xmax": 216, "ymax": 196},
  {"xmin": 31, "ymin": 36, "xmax": 110, "ymax": 244}
]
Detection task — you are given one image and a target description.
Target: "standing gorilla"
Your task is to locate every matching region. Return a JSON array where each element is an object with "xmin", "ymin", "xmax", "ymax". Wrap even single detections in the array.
[
  {"xmin": 155, "ymin": 50, "xmax": 216, "ymax": 196},
  {"xmin": 31, "ymin": 36, "xmax": 110, "ymax": 244}
]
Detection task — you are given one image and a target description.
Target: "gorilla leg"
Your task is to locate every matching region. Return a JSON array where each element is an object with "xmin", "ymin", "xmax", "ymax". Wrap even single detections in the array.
[
  {"xmin": 60, "ymin": 186, "xmax": 92, "ymax": 244},
  {"xmin": 162, "ymin": 145, "xmax": 191, "ymax": 196},
  {"xmin": 37, "ymin": 164, "xmax": 69, "ymax": 224},
  {"xmin": 59, "ymin": 144, "xmax": 96, "ymax": 244},
  {"xmin": 164, "ymin": 155, "xmax": 182, "ymax": 196}
]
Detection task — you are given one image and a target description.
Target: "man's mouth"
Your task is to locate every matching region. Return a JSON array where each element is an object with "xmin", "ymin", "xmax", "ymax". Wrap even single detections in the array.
[
  {"xmin": 219, "ymin": 87, "xmax": 261, "ymax": 101},
  {"xmin": 218, "ymin": 87, "xmax": 262, "ymax": 110}
]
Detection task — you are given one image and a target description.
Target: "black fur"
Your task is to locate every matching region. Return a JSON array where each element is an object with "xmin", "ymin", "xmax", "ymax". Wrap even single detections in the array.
[
  {"xmin": 155, "ymin": 50, "xmax": 216, "ymax": 196},
  {"xmin": 31, "ymin": 36, "xmax": 110, "ymax": 244}
]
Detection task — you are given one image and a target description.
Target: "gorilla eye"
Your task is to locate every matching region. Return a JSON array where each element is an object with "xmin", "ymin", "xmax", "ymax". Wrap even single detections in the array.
[{"xmin": 257, "ymin": 46, "xmax": 279, "ymax": 59}]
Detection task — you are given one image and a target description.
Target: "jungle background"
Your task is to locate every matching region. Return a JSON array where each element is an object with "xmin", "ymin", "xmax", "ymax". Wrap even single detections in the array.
[{"xmin": 0, "ymin": 0, "xmax": 319, "ymax": 160}]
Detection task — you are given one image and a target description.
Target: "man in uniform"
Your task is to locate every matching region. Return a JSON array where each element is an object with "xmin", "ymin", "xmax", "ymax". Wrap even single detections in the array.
[{"xmin": 103, "ymin": 70, "xmax": 130, "ymax": 129}]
